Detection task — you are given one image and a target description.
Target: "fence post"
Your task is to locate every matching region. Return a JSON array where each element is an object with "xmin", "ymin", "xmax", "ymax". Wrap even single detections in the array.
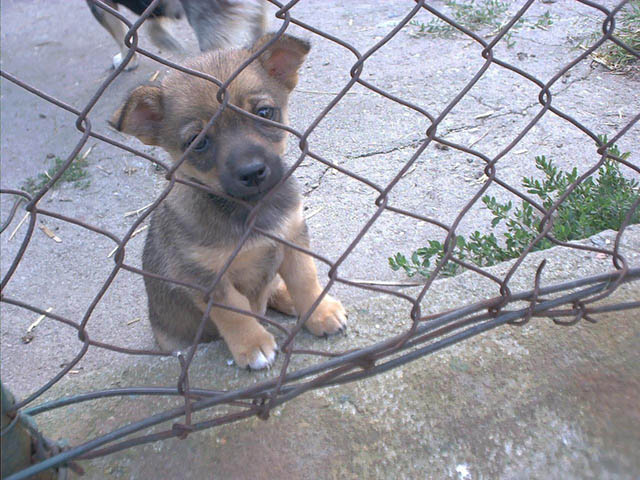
[{"xmin": 1, "ymin": 381, "xmax": 57, "ymax": 479}]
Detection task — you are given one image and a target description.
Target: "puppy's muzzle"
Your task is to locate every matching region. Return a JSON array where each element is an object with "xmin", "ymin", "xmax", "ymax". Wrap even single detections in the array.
[
  {"xmin": 223, "ymin": 145, "xmax": 283, "ymax": 200},
  {"xmin": 237, "ymin": 161, "xmax": 270, "ymax": 189}
]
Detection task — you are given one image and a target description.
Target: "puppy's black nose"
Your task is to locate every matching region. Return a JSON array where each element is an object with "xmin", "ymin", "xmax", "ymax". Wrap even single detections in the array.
[
  {"xmin": 221, "ymin": 144, "xmax": 283, "ymax": 199},
  {"xmin": 237, "ymin": 161, "xmax": 269, "ymax": 187}
]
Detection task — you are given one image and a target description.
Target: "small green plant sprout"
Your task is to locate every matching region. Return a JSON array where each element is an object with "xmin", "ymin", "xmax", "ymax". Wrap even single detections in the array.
[
  {"xmin": 389, "ymin": 139, "xmax": 639, "ymax": 279},
  {"xmin": 581, "ymin": 0, "xmax": 640, "ymax": 73},
  {"xmin": 532, "ymin": 10, "xmax": 553, "ymax": 30},
  {"xmin": 408, "ymin": 1, "xmax": 554, "ymax": 45},
  {"xmin": 22, "ymin": 155, "xmax": 91, "ymax": 195},
  {"xmin": 409, "ymin": 0, "xmax": 510, "ymax": 38},
  {"xmin": 409, "ymin": 18, "xmax": 456, "ymax": 38},
  {"xmin": 449, "ymin": 0, "xmax": 510, "ymax": 31}
]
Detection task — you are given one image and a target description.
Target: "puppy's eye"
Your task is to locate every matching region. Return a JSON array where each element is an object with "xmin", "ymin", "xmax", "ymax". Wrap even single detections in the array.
[
  {"xmin": 187, "ymin": 134, "xmax": 210, "ymax": 152},
  {"xmin": 255, "ymin": 107, "xmax": 275, "ymax": 120}
]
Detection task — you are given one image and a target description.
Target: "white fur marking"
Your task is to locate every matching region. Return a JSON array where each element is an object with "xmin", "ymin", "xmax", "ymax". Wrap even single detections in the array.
[
  {"xmin": 112, "ymin": 52, "xmax": 138, "ymax": 71},
  {"xmin": 112, "ymin": 53, "xmax": 123, "ymax": 69},
  {"xmin": 249, "ymin": 345, "xmax": 276, "ymax": 370},
  {"xmin": 456, "ymin": 464, "xmax": 471, "ymax": 480},
  {"xmin": 250, "ymin": 351, "xmax": 269, "ymax": 370}
]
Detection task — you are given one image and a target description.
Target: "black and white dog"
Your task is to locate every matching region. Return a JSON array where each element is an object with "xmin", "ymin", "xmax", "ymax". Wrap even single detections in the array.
[{"xmin": 87, "ymin": 0, "xmax": 266, "ymax": 70}]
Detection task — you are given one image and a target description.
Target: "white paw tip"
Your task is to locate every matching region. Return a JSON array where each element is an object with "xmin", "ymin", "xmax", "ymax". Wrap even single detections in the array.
[{"xmin": 249, "ymin": 349, "xmax": 275, "ymax": 370}]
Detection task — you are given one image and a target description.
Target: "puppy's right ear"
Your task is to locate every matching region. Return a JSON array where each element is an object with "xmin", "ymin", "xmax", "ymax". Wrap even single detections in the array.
[{"xmin": 110, "ymin": 85, "xmax": 163, "ymax": 145}]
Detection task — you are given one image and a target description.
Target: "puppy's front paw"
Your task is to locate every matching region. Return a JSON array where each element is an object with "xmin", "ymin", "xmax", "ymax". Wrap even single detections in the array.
[
  {"xmin": 305, "ymin": 295, "xmax": 347, "ymax": 337},
  {"xmin": 227, "ymin": 325, "xmax": 277, "ymax": 370}
]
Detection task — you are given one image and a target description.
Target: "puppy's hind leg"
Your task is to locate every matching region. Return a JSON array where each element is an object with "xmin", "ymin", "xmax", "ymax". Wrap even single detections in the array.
[
  {"xmin": 86, "ymin": 0, "xmax": 138, "ymax": 70},
  {"xmin": 267, "ymin": 275, "xmax": 297, "ymax": 317},
  {"xmin": 181, "ymin": 0, "xmax": 233, "ymax": 52},
  {"xmin": 146, "ymin": 17, "xmax": 185, "ymax": 54},
  {"xmin": 181, "ymin": 0, "xmax": 266, "ymax": 52},
  {"xmin": 252, "ymin": 1, "xmax": 268, "ymax": 42}
]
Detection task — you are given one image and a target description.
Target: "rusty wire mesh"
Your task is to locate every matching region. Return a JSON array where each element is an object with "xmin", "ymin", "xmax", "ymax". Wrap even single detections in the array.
[{"xmin": 1, "ymin": 0, "xmax": 639, "ymax": 477}]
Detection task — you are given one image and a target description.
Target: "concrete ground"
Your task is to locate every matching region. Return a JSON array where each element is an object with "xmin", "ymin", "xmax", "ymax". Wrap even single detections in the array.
[
  {"xmin": 33, "ymin": 228, "xmax": 640, "ymax": 479},
  {"xmin": 1, "ymin": 0, "xmax": 639, "ymax": 478}
]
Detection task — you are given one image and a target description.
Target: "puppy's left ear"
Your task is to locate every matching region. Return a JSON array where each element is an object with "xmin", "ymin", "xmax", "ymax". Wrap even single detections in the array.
[
  {"xmin": 252, "ymin": 34, "xmax": 311, "ymax": 90},
  {"xmin": 109, "ymin": 85, "xmax": 164, "ymax": 145}
]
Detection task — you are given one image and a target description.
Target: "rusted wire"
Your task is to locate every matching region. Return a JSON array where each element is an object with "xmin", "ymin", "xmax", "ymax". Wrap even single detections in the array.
[{"xmin": 1, "ymin": 0, "xmax": 639, "ymax": 478}]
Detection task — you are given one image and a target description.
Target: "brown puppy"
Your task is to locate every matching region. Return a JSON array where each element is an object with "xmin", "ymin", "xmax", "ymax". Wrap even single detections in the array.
[{"xmin": 111, "ymin": 34, "xmax": 347, "ymax": 369}]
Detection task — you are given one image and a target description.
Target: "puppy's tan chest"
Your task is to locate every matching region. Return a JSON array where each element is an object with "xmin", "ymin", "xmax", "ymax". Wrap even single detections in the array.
[
  {"xmin": 188, "ymin": 240, "xmax": 283, "ymax": 289},
  {"xmin": 228, "ymin": 240, "xmax": 284, "ymax": 287}
]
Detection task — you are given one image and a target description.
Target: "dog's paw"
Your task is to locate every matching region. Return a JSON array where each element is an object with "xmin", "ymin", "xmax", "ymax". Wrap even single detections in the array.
[
  {"xmin": 227, "ymin": 326, "xmax": 277, "ymax": 370},
  {"xmin": 112, "ymin": 52, "xmax": 138, "ymax": 71},
  {"xmin": 305, "ymin": 295, "xmax": 347, "ymax": 337}
]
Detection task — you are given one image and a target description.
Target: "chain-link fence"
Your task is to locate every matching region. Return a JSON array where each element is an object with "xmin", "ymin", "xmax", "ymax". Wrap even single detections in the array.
[{"xmin": 1, "ymin": 0, "xmax": 639, "ymax": 477}]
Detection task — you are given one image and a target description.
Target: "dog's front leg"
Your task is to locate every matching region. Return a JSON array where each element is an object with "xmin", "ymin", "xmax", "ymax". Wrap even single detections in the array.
[
  {"xmin": 196, "ymin": 283, "xmax": 276, "ymax": 369},
  {"xmin": 86, "ymin": 0, "xmax": 139, "ymax": 70},
  {"xmin": 278, "ymin": 223, "xmax": 347, "ymax": 336}
]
